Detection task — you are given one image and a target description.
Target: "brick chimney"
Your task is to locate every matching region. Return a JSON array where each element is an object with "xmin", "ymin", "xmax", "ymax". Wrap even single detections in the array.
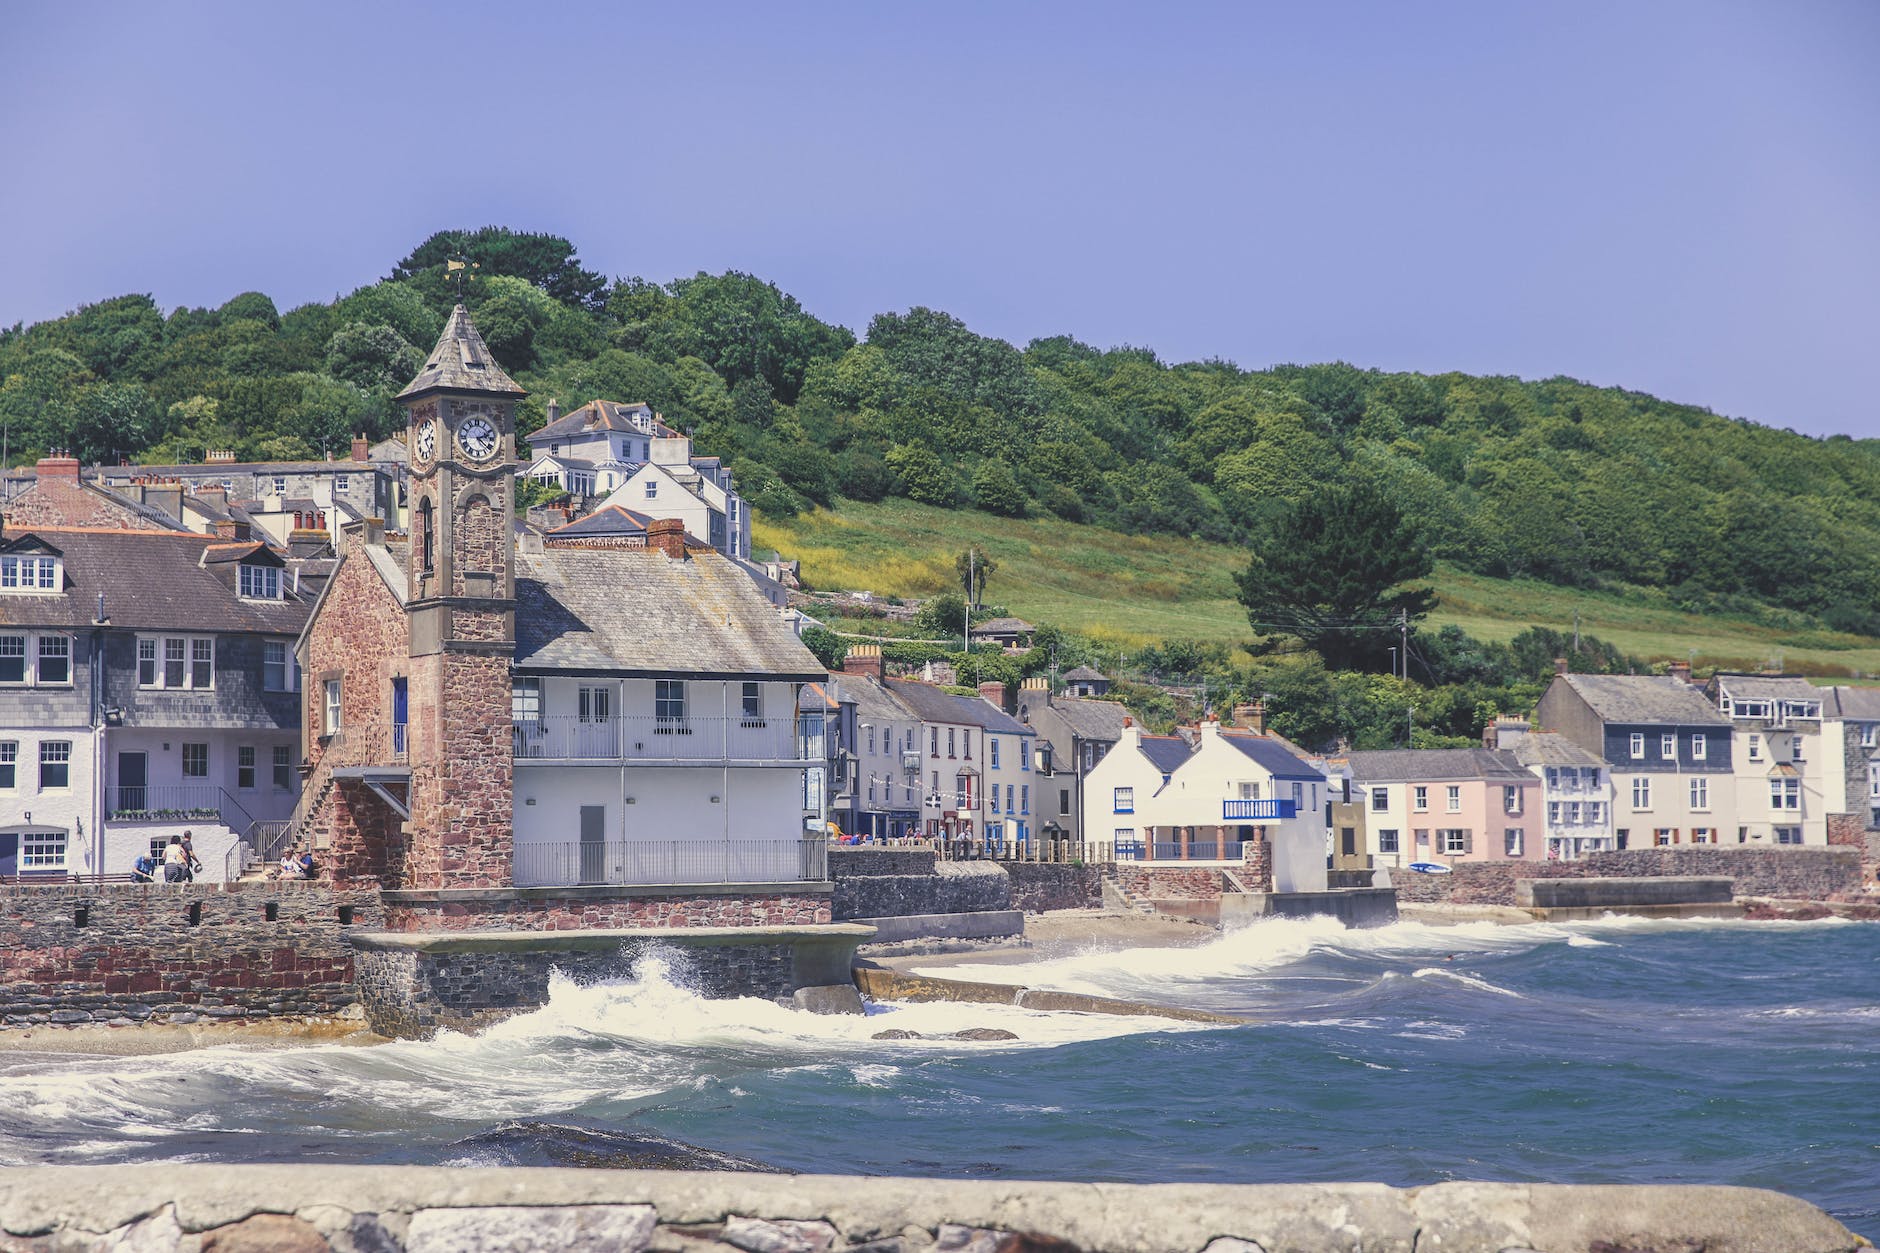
[
  {"xmin": 1668, "ymin": 661, "xmax": 1692, "ymax": 685},
  {"xmin": 211, "ymin": 518, "xmax": 252, "ymax": 541},
  {"xmin": 195, "ymin": 484, "xmax": 228, "ymax": 510},
  {"xmin": 1232, "ymin": 701, "xmax": 1268, "ymax": 733},
  {"xmin": 1554, "ymin": 657, "xmax": 1570, "ymax": 676},
  {"xmin": 36, "ymin": 453, "xmax": 80, "ymax": 480},
  {"xmin": 546, "ymin": 399, "xmax": 561, "ymax": 424},
  {"xmin": 841, "ymin": 643, "xmax": 885, "ymax": 682},
  {"xmin": 351, "ymin": 435, "xmax": 369, "ymax": 462},
  {"xmin": 647, "ymin": 517, "xmax": 688, "ymax": 560},
  {"xmin": 206, "ymin": 450, "xmax": 237, "ymax": 464},
  {"xmin": 978, "ymin": 680, "xmax": 1007, "ymax": 711}
]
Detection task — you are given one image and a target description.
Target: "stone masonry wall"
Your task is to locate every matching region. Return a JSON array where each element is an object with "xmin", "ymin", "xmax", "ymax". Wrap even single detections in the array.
[
  {"xmin": 1112, "ymin": 865, "xmax": 1227, "ymax": 900},
  {"xmin": 354, "ymin": 941, "xmax": 799, "ymax": 1038},
  {"xmin": 1393, "ymin": 846, "xmax": 1863, "ymax": 906},
  {"xmin": 0, "ymin": 882, "xmax": 385, "ymax": 1027},
  {"xmin": 383, "ymin": 890, "xmax": 832, "ymax": 933},
  {"xmin": 826, "ymin": 848, "xmax": 939, "ymax": 877},
  {"xmin": 832, "ymin": 860, "xmax": 1010, "ymax": 920},
  {"xmin": 1003, "ymin": 862, "xmax": 1104, "ymax": 912}
]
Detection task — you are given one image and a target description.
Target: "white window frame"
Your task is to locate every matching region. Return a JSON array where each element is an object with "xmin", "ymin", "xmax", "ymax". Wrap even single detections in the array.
[
  {"xmin": 139, "ymin": 635, "xmax": 214, "ymax": 690},
  {"xmin": 1503, "ymin": 784, "xmax": 1521, "ymax": 814},
  {"xmin": 1632, "ymin": 776, "xmax": 1652, "ymax": 810},
  {"xmin": 1446, "ymin": 785, "xmax": 1461, "ymax": 813},
  {"xmin": 20, "ymin": 829, "xmax": 66, "ymax": 868},
  {"xmin": 263, "ymin": 641, "xmax": 298, "ymax": 692},
  {"xmin": 1690, "ymin": 777, "xmax": 1708, "ymax": 810},
  {"xmin": 239, "ymin": 563, "xmax": 282, "ymax": 600},
  {"xmin": 1413, "ymin": 785, "xmax": 1428, "ymax": 811},
  {"xmin": 38, "ymin": 740, "xmax": 71, "ymax": 791},
  {"xmin": 1629, "ymin": 733, "xmax": 1645, "ymax": 759},
  {"xmin": 323, "ymin": 679, "xmax": 342, "ymax": 736},
  {"xmin": 1660, "ymin": 733, "xmax": 1676, "ymax": 758},
  {"xmin": 0, "ymin": 634, "xmax": 25, "ymax": 685},
  {"xmin": 1113, "ymin": 786, "xmax": 1134, "ymax": 814},
  {"xmin": 36, "ymin": 635, "xmax": 71, "ymax": 686},
  {"xmin": 1370, "ymin": 787, "xmax": 1389, "ymax": 813},
  {"xmin": 237, "ymin": 745, "xmax": 256, "ymax": 790},
  {"xmin": 0, "ymin": 555, "xmax": 59, "ymax": 592},
  {"xmin": 0, "ymin": 740, "xmax": 13, "ymax": 790},
  {"xmin": 1748, "ymin": 733, "xmax": 1762, "ymax": 761},
  {"xmin": 1439, "ymin": 829, "xmax": 1468, "ymax": 855},
  {"xmin": 1691, "ymin": 734, "xmax": 1706, "ymax": 760},
  {"xmin": 655, "ymin": 679, "xmax": 687, "ymax": 724},
  {"xmin": 1504, "ymin": 828, "xmax": 1522, "ymax": 858}
]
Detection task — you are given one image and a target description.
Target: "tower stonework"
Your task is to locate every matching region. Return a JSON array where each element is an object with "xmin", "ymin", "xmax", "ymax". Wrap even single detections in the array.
[{"xmin": 398, "ymin": 306, "xmax": 525, "ymax": 889}]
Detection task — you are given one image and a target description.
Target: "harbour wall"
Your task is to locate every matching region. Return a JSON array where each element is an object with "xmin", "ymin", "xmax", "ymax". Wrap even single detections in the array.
[
  {"xmin": 1393, "ymin": 846, "xmax": 1862, "ymax": 907},
  {"xmin": 0, "ymin": 1164, "xmax": 1857, "ymax": 1253},
  {"xmin": 0, "ymin": 882, "xmax": 382, "ymax": 1027},
  {"xmin": 349, "ymin": 925, "xmax": 874, "ymax": 1038}
]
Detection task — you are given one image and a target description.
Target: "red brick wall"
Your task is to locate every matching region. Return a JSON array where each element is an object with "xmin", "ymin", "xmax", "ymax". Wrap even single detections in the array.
[
  {"xmin": 1241, "ymin": 836, "xmax": 1273, "ymax": 892},
  {"xmin": 384, "ymin": 891, "xmax": 833, "ymax": 932}
]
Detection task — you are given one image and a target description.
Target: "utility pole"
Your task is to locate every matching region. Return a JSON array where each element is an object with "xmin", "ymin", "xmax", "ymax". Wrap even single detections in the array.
[
  {"xmin": 964, "ymin": 548, "xmax": 973, "ymax": 655},
  {"xmin": 1398, "ymin": 609, "xmax": 1409, "ymax": 681},
  {"xmin": 1573, "ymin": 608, "xmax": 1582, "ymax": 653}
]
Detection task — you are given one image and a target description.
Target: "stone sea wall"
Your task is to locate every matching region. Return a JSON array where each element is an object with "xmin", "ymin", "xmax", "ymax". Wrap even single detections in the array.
[
  {"xmin": 381, "ymin": 886, "xmax": 832, "ymax": 932},
  {"xmin": 1003, "ymin": 862, "xmax": 1104, "ymax": 912},
  {"xmin": 0, "ymin": 1165, "xmax": 1856, "ymax": 1253},
  {"xmin": 0, "ymin": 882, "xmax": 383, "ymax": 1027},
  {"xmin": 1111, "ymin": 865, "xmax": 1227, "ymax": 900},
  {"xmin": 1394, "ymin": 846, "xmax": 1863, "ymax": 906},
  {"xmin": 831, "ymin": 856, "xmax": 1011, "ymax": 920}
]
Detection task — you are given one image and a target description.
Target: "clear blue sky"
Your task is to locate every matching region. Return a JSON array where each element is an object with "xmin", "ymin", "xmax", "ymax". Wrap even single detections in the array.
[{"xmin": 4, "ymin": 2, "xmax": 1876, "ymax": 436}]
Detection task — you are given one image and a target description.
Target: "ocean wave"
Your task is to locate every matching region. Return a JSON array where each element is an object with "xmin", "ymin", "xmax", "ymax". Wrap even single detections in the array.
[{"xmin": 1410, "ymin": 968, "xmax": 1524, "ymax": 998}]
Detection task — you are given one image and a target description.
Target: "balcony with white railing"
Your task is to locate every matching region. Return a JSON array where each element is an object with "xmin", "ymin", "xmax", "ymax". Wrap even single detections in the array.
[
  {"xmin": 1222, "ymin": 798, "xmax": 1298, "ymax": 822},
  {"xmin": 106, "ymin": 784, "xmax": 254, "ymax": 827},
  {"xmin": 512, "ymin": 715, "xmax": 803, "ymax": 765},
  {"xmin": 512, "ymin": 837, "xmax": 828, "ymax": 887}
]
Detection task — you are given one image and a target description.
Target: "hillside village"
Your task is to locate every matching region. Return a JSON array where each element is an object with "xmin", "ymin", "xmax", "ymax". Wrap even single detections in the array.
[{"xmin": 0, "ymin": 304, "xmax": 1874, "ymax": 903}]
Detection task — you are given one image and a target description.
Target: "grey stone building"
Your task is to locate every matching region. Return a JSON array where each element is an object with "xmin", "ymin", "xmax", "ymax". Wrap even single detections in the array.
[
  {"xmin": 1014, "ymin": 677, "xmax": 1128, "ymax": 844},
  {"xmin": 0, "ymin": 525, "xmax": 316, "ymax": 881}
]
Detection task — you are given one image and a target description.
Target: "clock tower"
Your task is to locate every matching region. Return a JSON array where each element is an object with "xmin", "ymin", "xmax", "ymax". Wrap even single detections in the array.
[{"xmin": 396, "ymin": 305, "xmax": 526, "ymax": 888}]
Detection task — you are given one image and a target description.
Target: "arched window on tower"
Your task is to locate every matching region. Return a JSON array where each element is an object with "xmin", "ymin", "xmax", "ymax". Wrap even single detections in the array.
[{"xmin": 418, "ymin": 498, "xmax": 434, "ymax": 574}]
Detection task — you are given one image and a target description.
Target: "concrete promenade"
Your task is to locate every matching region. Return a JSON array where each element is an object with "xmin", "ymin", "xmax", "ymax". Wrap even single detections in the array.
[{"xmin": 0, "ymin": 1166, "xmax": 1861, "ymax": 1252}]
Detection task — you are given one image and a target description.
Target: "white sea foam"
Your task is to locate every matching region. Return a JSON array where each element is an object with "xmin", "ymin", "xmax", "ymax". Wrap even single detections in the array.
[{"xmin": 1410, "ymin": 967, "xmax": 1523, "ymax": 998}]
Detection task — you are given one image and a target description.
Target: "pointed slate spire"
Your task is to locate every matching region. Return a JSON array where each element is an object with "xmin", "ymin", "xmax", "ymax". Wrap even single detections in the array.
[{"xmin": 396, "ymin": 304, "xmax": 527, "ymax": 401}]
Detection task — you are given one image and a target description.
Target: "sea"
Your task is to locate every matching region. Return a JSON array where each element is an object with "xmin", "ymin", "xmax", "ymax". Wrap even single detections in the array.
[{"xmin": 0, "ymin": 915, "xmax": 1874, "ymax": 1229}]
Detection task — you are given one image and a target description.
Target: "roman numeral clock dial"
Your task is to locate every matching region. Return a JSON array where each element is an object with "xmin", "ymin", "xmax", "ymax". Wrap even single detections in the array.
[{"xmin": 457, "ymin": 415, "xmax": 500, "ymax": 463}]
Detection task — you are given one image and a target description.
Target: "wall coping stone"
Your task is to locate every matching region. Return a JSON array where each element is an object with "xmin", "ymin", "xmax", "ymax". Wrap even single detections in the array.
[
  {"xmin": 381, "ymin": 881, "xmax": 833, "ymax": 904},
  {"xmin": 348, "ymin": 923, "xmax": 876, "ymax": 955},
  {"xmin": 0, "ymin": 1166, "xmax": 1855, "ymax": 1253}
]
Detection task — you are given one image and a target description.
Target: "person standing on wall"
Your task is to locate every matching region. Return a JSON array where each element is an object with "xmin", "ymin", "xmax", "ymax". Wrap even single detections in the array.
[
  {"xmin": 178, "ymin": 831, "xmax": 202, "ymax": 881},
  {"xmin": 162, "ymin": 836, "xmax": 190, "ymax": 883}
]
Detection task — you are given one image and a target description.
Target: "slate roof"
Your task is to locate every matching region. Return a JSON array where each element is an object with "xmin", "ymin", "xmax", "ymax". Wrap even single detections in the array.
[
  {"xmin": 1511, "ymin": 731, "xmax": 1605, "ymax": 769},
  {"xmin": 546, "ymin": 505, "xmax": 655, "ymax": 538},
  {"xmin": 526, "ymin": 400, "xmax": 679, "ymax": 444},
  {"xmin": 1137, "ymin": 734, "xmax": 1193, "ymax": 774},
  {"xmin": 1046, "ymin": 695, "xmax": 1128, "ymax": 742},
  {"xmin": 1560, "ymin": 674, "xmax": 1730, "ymax": 727},
  {"xmin": 1218, "ymin": 730, "xmax": 1324, "ymax": 781},
  {"xmin": 1343, "ymin": 748, "xmax": 1534, "ymax": 783},
  {"xmin": 396, "ymin": 304, "xmax": 526, "ymax": 401},
  {"xmin": 514, "ymin": 546, "xmax": 823, "ymax": 680},
  {"xmin": 883, "ymin": 679, "xmax": 1030, "ymax": 735},
  {"xmin": 1827, "ymin": 687, "xmax": 1880, "ymax": 720},
  {"xmin": 1713, "ymin": 674, "xmax": 1826, "ymax": 705},
  {"xmin": 798, "ymin": 680, "xmax": 840, "ymax": 712},
  {"xmin": 840, "ymin": 673, "xmax": 919, "ymax": 723},
  {"xmin": 0, "ymin": 527, "xmax": 314, "ymax": 634},
  {"xmin": 368, "ymin": 437, "xmax": 408, "ymax": 464},
  {"xmin": 971, "ymin": 617, "xmax": 1034, "ymax": 635}
]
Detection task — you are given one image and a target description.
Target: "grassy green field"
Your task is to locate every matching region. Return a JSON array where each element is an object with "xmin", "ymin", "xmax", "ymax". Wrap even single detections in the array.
[{"xmin": 754, "ymin": 499, "xmax": 1880, "ymax": 677}]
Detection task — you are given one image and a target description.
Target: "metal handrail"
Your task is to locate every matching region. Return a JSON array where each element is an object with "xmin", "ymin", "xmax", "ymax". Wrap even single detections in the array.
[{"xmin": 512, "ymin": 715, "xmax": 802, "ymax": 763}]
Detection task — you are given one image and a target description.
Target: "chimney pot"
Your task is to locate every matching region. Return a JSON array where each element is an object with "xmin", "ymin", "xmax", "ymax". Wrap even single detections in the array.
[
  {"xmin": 840, "ymin": 643, "xmax": 885, "ymax": 682},
  {"xmin": 351, "ymin": 435, "xmax": 369, "ymax": 463},
  {"xmin": 978, "ymin": 680, "xmax": 1007, "ymax": 711},
  {"xmin": 1668, "ymin": 661, "xmax": 1693, "ymax": 685},
  {"xmin": 1554, "ymin": 657, "xmax": 1570, "ymax": 676},
  {"xmin": 547, "ymin": 399, "xmax": 561, "ymax": 424},
  {"xmin": 35, "ymin": 455, "xmax": 81, "ymax": 481}
]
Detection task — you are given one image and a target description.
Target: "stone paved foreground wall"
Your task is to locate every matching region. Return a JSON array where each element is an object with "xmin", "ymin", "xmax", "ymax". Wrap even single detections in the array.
[
  {"xmin": 0, "ymin": 883, "xmax": 384, "ymax": 1028},
  {"xmin": 832, "ymin": 860, "xmax": 1011, "ymax": 920},
  {"xmin": 0, "ymin": 1166, "xmax": 1855, "ymax": 1253},
  {"xmin": 1004, "ymin": 862, "xmax": 1104, "ymax": 912},
  {"xmin": 1394, "ymin": 846, "xmax": 1862, "ymax": 906}
]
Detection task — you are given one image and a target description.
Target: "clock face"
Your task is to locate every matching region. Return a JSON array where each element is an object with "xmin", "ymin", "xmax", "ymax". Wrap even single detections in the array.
[
  {"xmin": 457, "ymin": 416, "xmax": 500, "ymax": 462},
  {"xmin": 413, "ymin": 421, "xmax": 436, "ymax": 464}
]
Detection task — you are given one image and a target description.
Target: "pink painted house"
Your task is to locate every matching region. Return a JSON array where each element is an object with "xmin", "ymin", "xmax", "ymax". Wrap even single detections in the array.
[{"xmin": 1342, "ymin": 749, "xmax": 1546, "ymax": 868}]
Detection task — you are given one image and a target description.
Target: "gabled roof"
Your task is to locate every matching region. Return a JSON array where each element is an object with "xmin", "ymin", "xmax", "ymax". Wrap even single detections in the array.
[
  {"xmin": 1510, "ymin": 731, "xmax": 1605, "ymax": 769},
  {"xmin": 546, "ymin": 505, "xmax": 655, "ymax": 538},
  {"xmin": 526, "ymin": 399, "xmax": 680, "ymax": 444},
  {"xmin": 1827, "ymin": 686, "xmax": 1880, "ymax": 720},
  {"xmin": 839, "ymin": 673, "xmax": 919, "ymax": 723},
  {"xmin": 1218, "ymin": 730, "xmax": 1323, "ymax": 781},
  {"xmin": 1137, "ymin": 734, "xmax": 1193, "ymax": 774},
  {"xmin": 514, "ymin": 547, "xmax": 823, "ymax": 680},
  {"xmin": 0, "ymin": 527, "xmax": 313, "ymax": 634},
  {"xmin": 1559, "ymin": 674, "xmax": 1730, "ymax": 727},
  {"xmin": 798, "ymin": 681, "xmax": 840, "ymax": 712},
  {"xmin": 882, "ymin": 679, "xmax": 1030, "ymax": 735},
  {"xmin": 1061, "ymin": 665, "xmax": 1107, "ymax": 683},
  {"xmin": 1343, "ymin": 748, "xmax": 1534, "ymax": 783},
  {"xmin": 368, "ymin": 437, "xmax": 408, "ymax": 463},
  {"xmin": 396, "ymin": 304, "xmax": 525, "ymax": 401},
  {"xmin": 1046, "ymin": 695, "xmax": 1128, "ymax": 742}
]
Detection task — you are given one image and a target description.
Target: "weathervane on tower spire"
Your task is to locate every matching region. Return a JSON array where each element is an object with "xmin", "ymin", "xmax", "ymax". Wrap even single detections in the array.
[{"xmin": 445, "ymin": 255, "xmax": 480, "ymax": 302}]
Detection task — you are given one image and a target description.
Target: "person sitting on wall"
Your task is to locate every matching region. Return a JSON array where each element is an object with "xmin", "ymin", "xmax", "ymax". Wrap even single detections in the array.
[
  {"xmin": 277, "ymin": 852, "xmax": 304, "ymax": 880},
  {"xmin": 130, "ymin": 853, "xmax": 157, "ymax": 883},
  {"xmin": 162, "ymin": 836, "xmax": 190, "ymax": 883}
]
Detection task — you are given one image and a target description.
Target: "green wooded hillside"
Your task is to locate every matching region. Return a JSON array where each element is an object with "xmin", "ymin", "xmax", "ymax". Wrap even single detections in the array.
[{"xmin": 5, "ymin": 225, "xmax": 1877, "ymax": 638}]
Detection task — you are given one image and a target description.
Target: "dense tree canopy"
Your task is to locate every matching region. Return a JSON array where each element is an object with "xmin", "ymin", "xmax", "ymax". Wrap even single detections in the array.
[{"xmin": 3, "ymin": 225, "xmax": 1877, "ymax": 638}]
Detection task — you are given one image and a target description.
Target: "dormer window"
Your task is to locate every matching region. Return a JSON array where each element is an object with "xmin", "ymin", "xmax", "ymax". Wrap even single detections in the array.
[
  {"xmin": 239, "ymin": 564, "xmax": 281, "ymax": 599},
  {"xmin": 0, "ymin": 555, "xmax": 59, "ymax": 591}
]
